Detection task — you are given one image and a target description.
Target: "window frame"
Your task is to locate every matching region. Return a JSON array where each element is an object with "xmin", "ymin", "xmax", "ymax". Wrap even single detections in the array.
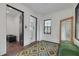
[{"xmin": 44, "ymin": 19, "xmax": 51, "ymax": 34}]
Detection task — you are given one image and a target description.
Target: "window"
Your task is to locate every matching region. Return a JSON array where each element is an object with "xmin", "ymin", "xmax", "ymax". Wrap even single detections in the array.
[{"xmin": 44, "ymin": 19, "xmax": 51, "ymax": 34}]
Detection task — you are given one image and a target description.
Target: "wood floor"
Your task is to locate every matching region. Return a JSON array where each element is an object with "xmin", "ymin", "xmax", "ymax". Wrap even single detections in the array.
[
  {"xmin": 4, "ymin": 41, "xmax": 58, "ymax": 56},
  {"xmin": 3, "ymin": 41, "xmax": 37, "ymax": 56},
  {"xmin": 6, "ymin": 42, "xmax": 23, "ymax": 56}
]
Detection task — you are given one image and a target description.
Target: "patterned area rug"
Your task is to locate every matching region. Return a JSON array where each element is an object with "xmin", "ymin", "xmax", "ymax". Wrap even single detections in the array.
[{"xmin": 17, "ymin": 41, "xmax": 59, "ymax": 56}]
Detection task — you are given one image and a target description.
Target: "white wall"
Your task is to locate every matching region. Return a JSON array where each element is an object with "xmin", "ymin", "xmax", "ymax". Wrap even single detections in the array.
[
  {"xmin": 14, "ymin": 14, "xmax": 20, "ymax": 42},
  {"xmin": 39, "ymin": 4, "xmax": 79, "ymax": 46},
  {"xmin": 40, "ymin": 8, "xmax": 75, "ymax": 43},
  {"xmin": 0, "ymin": 3, "xmax": 79, "ymax": 55},
  {"xmin": 38, "ymin": 16, "xmax": 42, "ymax": 41},
  {"xmin": 0, "ymin": 3, "xmax": 39, "ymax": 55},
  {"xmin": 0, "ymin": 4, "xmax": 6, "ymax": 55},
  {"xmin": 7, "ymin": 3, "xmax": 39, "ymax": 46},
  {"xmin": 7, "ymin": 14, "xmax": 20, "ymax": 42},
  {"xmin": 7, "ymin": 15, "xmax": 15, "ymax": 35}
]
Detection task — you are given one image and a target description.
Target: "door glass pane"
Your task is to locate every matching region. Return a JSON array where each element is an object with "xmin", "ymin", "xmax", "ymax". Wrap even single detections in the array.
[
  {"xmin": 76, "ymin": 8, "xmax": 79, "ymax": 39},
  {"xmin": 45, "ymin": 20, "xmax": 51, "ymax": 26},
  {"xmin": 44, "ymin": 20, "xmax": 51, "ymax": 34},
  {"xmin": 61, "ymin": 19, "xmax": 72, "ymax": 41},
  {"xmin": 29, "ymin": 16, "xmax": 36, "ymax": 43}
]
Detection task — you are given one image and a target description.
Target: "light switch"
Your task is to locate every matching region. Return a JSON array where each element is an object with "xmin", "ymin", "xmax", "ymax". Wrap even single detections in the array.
[{"xmin": 25, "ymin": 26, "xmax": 27, "ymax": 29}]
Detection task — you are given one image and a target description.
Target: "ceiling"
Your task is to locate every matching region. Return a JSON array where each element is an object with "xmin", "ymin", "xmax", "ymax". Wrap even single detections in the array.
[
  {"xmin": 23, "ymin": 3, "xmax": 76, "ymax": 15},
  {"xmin": 6, "ymin": 6, "xmax": 21, "ymax": 17}
]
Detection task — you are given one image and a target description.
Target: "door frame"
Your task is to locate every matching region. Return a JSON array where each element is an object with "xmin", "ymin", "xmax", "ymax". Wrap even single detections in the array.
[
  {"xmin": 30, "ymin": 15, "xmax": 37, "ymax": 41},
  {"xmin": 6, "ymin": 4, "xmax": 24, "ymax": 46},
  {"xmin": 60, "ymin": 16, "xmax": 73, "ymax": 43},
  {"xmin": 75, "ymin": 3, "xmax": 79, "ymax": 41}
]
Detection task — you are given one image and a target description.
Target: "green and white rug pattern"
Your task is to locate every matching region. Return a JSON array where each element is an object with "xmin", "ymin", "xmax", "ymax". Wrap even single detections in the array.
[{"xmin": 17, "ymin": 41, "xmax": 59, "ymax": 56}]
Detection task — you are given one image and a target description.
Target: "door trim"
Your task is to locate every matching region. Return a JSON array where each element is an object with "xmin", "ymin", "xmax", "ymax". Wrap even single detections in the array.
[
  {"xmin": 30, "ymin": 15, "xmax": 37, "ymax": 41},
  {"xmin": 6, "ymin": 4, "xmax": 24, "ymax": 46},
  {"xmin": 60, "ymin": 16, "xmax": 73, "ymax": 43},
  {"xmin": 75, "ymin": 3, "xmax": 79, "ymax": 41}
]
